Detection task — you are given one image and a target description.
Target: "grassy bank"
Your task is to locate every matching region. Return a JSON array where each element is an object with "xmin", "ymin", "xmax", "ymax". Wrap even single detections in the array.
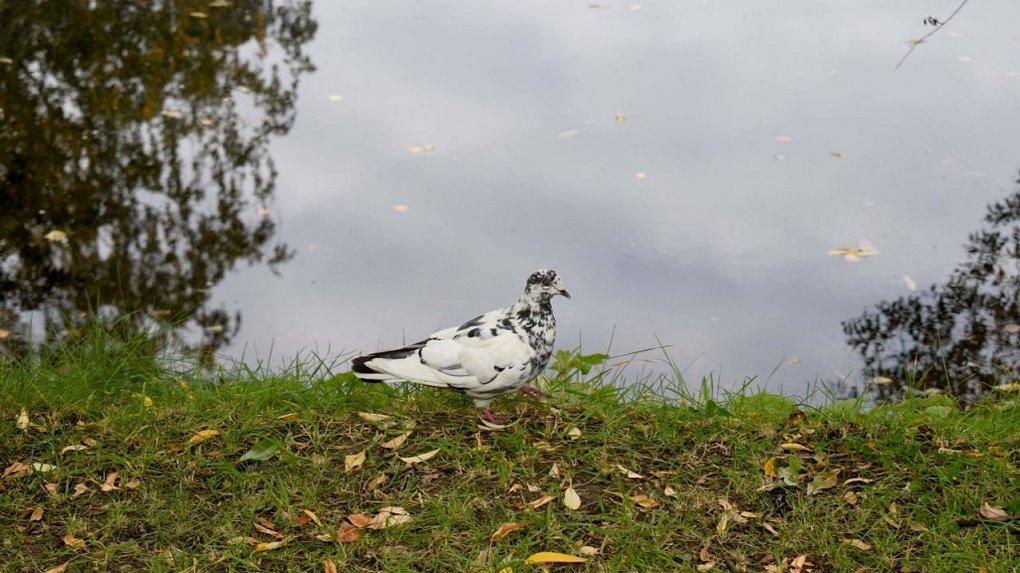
[{"xmin": 1, "ymin": 339, "xmax": 1018, "ymax": 572}]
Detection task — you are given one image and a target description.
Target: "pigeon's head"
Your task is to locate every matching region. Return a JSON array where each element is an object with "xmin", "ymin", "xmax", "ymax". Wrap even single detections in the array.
[{"xmin": 525, "ymin": 269, "xmax": 570, "ymax": 302}]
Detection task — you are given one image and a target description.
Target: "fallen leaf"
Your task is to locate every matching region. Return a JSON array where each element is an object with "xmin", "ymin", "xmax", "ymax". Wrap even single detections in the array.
[
  {"xmin": 239, "ymin": 439, "xmax": 281, "ymax": 462},
  {"xmin": 44, "ymin": 482, "xmax": 58, "ymax": 496},
  {"xmin": 399, "ymin": 449, "xmax": 439, "ymax": 464},
  {"xmin": 979, "ymin": 502, "xmax": 1009, "ymax": 521},
  {"xmin": 380, "ymin": 432, "xmax": 411, "ymax": 450},
  {"xmin": 328, "ymin": 94, "xmax": 344, "ymax": 102},
  {"xmin": 2, "ymin": 461, "xmax": 31, "ymax": 478},
  {"xmin": 843, "ymin": 477, "xmax": 872, "ymax": 485},
  {"xmin": 549, "ymin": 462, "xmax": 561, "ymax": 477},
  {"xmin": 883, "ymin": 514, "xmax": 901, "ymax": 529},
  {"xmin": 29, "ymin": 506, "xmax": 43, "ymax": 521},
  {"xmin": 872, "ymin": 376, "xmax": 894, "ymax": 385},
  {"xmin": 324, "ymin": 557, "xmax": 337, "ymax": 573},
  {"xmin": 71, "ymin": 483, "xmax": 90, "ymax": 498},
  {"xmin": 345, "ymin": 450, "xmax": 366, "ymax": 472},
  {"xmin": 189, "ymin": 11, "xmax": 208, "ymax": 19},
  {"xmin": 490, "ymin": 521, "xmax": 526, "ymax": 542},
  {"xmin": 347, "ymin": 514, "xmax": 375, "ymax": 528},
  {"xmin": 615, "ymin": 464, "xmax": 644, "ymax": 479},
  {"xmin": 62, "ymin": 535, "xmax": 85, "ymax": 548},
  {"xmin": 101, "ymin": 472, "xmax": 119, "ymax": 492},
  {"xmin": 526, "ymin": 495, "xmax": 556, "ymax": 509},
  {"xmin": 337, "ymin": 522, "xmax": 360, "ymax": 543},
  {"xmin": 226, "ymin": 536, "xmax": 257, "ymax": 545},
  {"xmin": 1003, "ymin": 324, "xmax": 1020, "ymax": 334},
  {"xmin": 368, "ymin": 506, "xmax": 411, "ymax": 529},
  {"xmin": 780, "ymin": 443, "xmax": 811, "ymax": 452},
  {"xmin": 807, "ymin": 468, "xmax": 840, "ymax": 495},
  {"xmin": 761, "ymin": 522, "xmax": 779, "ymax": 536},
  {"xmin": 44, "ymin": 230, "xmax": 67, "ymax": 241},
  {"xmin": 563, "ymin": 486, "xmax": 581, "ymax": 510},
  {"xmin": 763, "ymin": 457, "xmax": 779, "ymax": 477},
  {"xmin": 664, "ymin": 486, "xmax": 677, "ymax": 497},
  {"xmin": 842, "ymin": 538, "xmax": 872, "ymax": 551},
  {"xmin": 189, "ymin": 429, "xmax": 220, "ymax": 444},
  {"xmin": 297, "ymin": 509, "xmax": 322, "ymax": 527},
  {"xmin": 566, "ymin": 427, "xmax": 582, "ymax": 440},
  {"xmin": 908, "ymin": 520, "xmax": 928, "ymax": 532},
  {"xmin": 278, "ymin": 412, "xmax": 301, "ymax": 421},
  {"xmin": 16, "ymin": 408, "xmax": 30, "ymax": 430},
  {"xmin": 828, "ymin": 240, "xmax": 879, "ymax": 262},
  {"xmin": 631, "ymin": 494, "xmax": 658, "ymax": 508},
  {"xmin": 525, "ymin": 552, "xmax": 586, "ymax": 564},
  {"xmin": 357, "ymin": 412, "xmax": 392, "ymax": 422},
  {"xmin": 60, "ymin": 444, "xmax": 88, "ymax": 455},
  {"xmin": 254, "ymin": 520, "xmax": 284, "ymax": 539},
  {"xmin": 252, "ymin": 540, "xmax": 286, "ymax": 553},
  {"xmin": 577, "ymin": 546, "xmax": 600, "ymax": 556},
  {"xmin": 0, "ymin": 328, "xmax": 9, "ymax": 339},
  {"xmin": 43, "ymin": 563, "xmax": 69, "ymax": 573},
  {"xmin": 842, "ymin": 491, "xmax": 859, "ymax": 506},
  {"xmin": 365, "ymin": 472, "xmax": 388, "ymax": 491}
]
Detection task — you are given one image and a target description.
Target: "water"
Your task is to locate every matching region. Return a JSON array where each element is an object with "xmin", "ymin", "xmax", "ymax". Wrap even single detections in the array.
[{"xmin": 4, "ymin": 0, "xmax": 1020, "ymax": 398}]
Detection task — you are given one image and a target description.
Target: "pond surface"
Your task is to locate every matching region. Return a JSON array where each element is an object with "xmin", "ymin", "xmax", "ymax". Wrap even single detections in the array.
[{"xmin": 4, "ymin": 0, "xmax": 1020, "ymax": 399}]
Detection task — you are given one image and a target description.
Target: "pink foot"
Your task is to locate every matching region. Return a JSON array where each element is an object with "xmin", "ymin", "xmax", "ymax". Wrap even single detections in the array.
[
  {"xmin": 519, "ymin": 384, "xmax": 548, "ymax": 398},
  {"xmin": 482, "ymin": 408, "xmax": 509, "ymax": 424}
]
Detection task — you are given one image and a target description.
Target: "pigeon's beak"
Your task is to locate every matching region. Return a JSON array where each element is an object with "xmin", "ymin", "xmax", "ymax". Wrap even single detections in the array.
[{"xmin": 559, "ymin": 289, "xmax": 571, "ymax": 299}]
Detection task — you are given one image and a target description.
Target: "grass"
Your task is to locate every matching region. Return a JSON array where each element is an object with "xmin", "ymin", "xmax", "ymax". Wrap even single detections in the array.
[{"xmin": 1, "ymin": 331, "xmax": 1018, "ymax": 572}]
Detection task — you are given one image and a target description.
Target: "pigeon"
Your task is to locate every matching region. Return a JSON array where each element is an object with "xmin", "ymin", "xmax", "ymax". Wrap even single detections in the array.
[{"xmin": 351, "ymin": 269, "xmax": 570, "ymax": 423}]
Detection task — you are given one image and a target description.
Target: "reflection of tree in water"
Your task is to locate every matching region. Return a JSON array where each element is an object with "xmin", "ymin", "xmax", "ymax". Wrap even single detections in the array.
[
  {"xmin": 844, "ymin": 173, "xmax": 1020, "ymax": 403},
  {"xmin": 0, "ymin": 1, "xmax": 316, "ymax": 362}
]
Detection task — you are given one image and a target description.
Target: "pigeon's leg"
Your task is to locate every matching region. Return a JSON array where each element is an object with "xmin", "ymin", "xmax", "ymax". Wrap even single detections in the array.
[
  {"xmin": 519, "ymin": 384, "xmax": 548, "ymax": 398},
  {"xmin": 482, "ymin": 408, "xmax": 509, "ymax": 424}
]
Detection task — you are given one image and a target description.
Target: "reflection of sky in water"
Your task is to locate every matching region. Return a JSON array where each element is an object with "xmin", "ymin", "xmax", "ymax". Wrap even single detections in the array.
[{"xmin": 216, "ymin": 0, "xmax": 1020, "ymax": 393}]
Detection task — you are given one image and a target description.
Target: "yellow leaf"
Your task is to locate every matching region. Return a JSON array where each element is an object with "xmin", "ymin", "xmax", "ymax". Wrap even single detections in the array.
[
  {"xmin": 979, "ymin": 502, "xmax": 1009, "ymax": 521},
  {"xmin": 189, "ymin": 429, "xmax": 220, "ymax": 444},
  {"xmin": 357, "ymin": 412, "xmax": 392, "ymax": 422},
  {"xmin": 563, "ymin": 486, "xmax": 581, "ymax": 510},
  {"xmin": 399, "ymin": 449, "xmax": 439, "ymax": 464},
  {"xmin": 631, "ymin": 494, "xmax": 658, "ymax": 508},
  {"xmin": 842, "ymin": 538, "xmax": 872, "ymax": 551},
  {"xmin": 780, "ymin": 443, "xmax": 811, "ymax": 452},
  {"xmin": 345, "ymin": 450, "xmax": 366, "ymax": 473},
  {"xmin": 525, "ymin": 552, "xmax": 587, "ymax": 564},
  {"xmin": 908, "ymin": 520, "xmax": 928, "ymax": 532},
  {"xmin": 614, "ymin": 113, "xmax": 626, "ymax": 122},
  {"xmin": 62, "ymin": 535, "xmax": 85, "ymax": 548},
  {"xmin": 278, "ymin": 412, "xmax": 301, "ymax": 421},
  {"xmin": 408, "ymin": 145, "xmax": 435, "ymax": 154},
  {"xmin": 31, "ymin": 462, "xmax": 56, "ymax": 473},
  {"xmin": 189, "ymin": 11, "xmax": 208, "ymax": 19},
  {"xmin": 125, "ymin": 478, "xmax": 141, "ymax": 489},
  {"xmin": 299, "ymin": 509, "xmax": 322, "ymax": 526},
  {"xmin": 490, "ymin": 521, "xmax": 526, "ymax": 542},
  {"xmin": 29, "ymin": 506, "xmax": 43, "ymax": 521},
  {"xmin": 883, "ymin": 514, "xmax": 901, "ymax": 529},
  {"xmin": 380, "ymin": 432, "xmax": 411, "ymax": 450},
  {"xmin": 252, "ymin": 540, "xmax": 286, "ymax": 553},
  {"xmin": 43, "ymin": 562, "xmax": 69, "ymax": 573},
  {"xmin": 664, "ymin": 486, "xmax": 677, "ymax": 497},
  {"xmin": 762, "ymin": 456, "xmax": 778, "ymax": 477},
  {"xmin": 842, "ymin": 477, "xmax": 872, "ymax": 485},
  {"xmin": 44, "ymin": 230, "xmax": 67, "ymax": 241},
  {"xmin": 872, "ymin": 376, "xmax": 894, "ymax": 385},
  {"xmin": 16, "ymin": 408, "xmax": 30, "ymax": 431}
]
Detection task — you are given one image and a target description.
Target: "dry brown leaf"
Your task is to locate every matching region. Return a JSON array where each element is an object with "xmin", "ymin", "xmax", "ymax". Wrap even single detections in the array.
[
  {"xmin": 365, "ymin": 472, "xmax": 388, "ymax": 492},
  {"xmin": 908, "ymin": 520, "xmax": 928, "ymax": 532},
  {"xmin": 72, "ymin": 483, "xmax": 90, "ymax": 498},
  {"xmin": 62, "ymin": 535, "xmax": 85, "ymax": 548},
  {"xmin": 2, "ymin": 461, "xmax": 31, "ymax": 478},
  {"xmin": 81, "ymin": 437, "xmax": 98, "ymax": 447},
  {"xmin": 533, "ymin": 440, "xmax": 557, "ymax": 452},
  {"xmin": 345, "ymin": 450, "xmax": 366, "ymax": 472},
  {"xmin": 525, "ymin": 552, "xmax": 586, "ymax": 564},
  {"xmin": 577, "ymin": 545, "xmax": 600, "ymax": 556},
  {"xmin": 42, "ymin": 562, "xmax": 69, "ymax": 573},
  {"xmin": 843, "ymin": 491, "xmax": 859, "ymax": 506},
  {"xmin": 297, "ymin": 509, "xmax": 322, "ymax": 527},
  {"xmin": 563, "ymin": 486, "xmax": 581, "ymax": 510},
  {"xmin": 567, "ymin": 427, "xmax": 582, "ymax": 440},
  {"xmin": 252, "ymin": 540, "xmax": 286, "ymax": 553},
  {"xmin": 29, "ymin": 506, "xmax": 44, "ymax": 521},
  {"xmin": 548, "ymin": 462, "xmax": 561, "ymax": 477},
  {"xmin": 761, "ymin": 521, "xmax": 779, "ymax": 536},
  {"xmin": 664, "ymin": 486, "xmax": 677, "ymax": 497},
  {"xmin": 632, "ymin": 494, "xmax": 658, "ymax": 508},
  {"xmin": 16, "ymin": 408, "xmax": 30, "ymax": 431},
  {"xmin": 807, "ymin": 468, "xmax": 840, "ymax": 495},
  {"xmin": 979, "ymin": 502, "xmax": 1009, "ymax": 521},
  {"xmin": 527, "ymin": 494, "xmax": 556, "ymax": 509},
  {"xmin": 842, "ymin": 538, "xmax": 872, "ymax": 551},
  {"xmin": 357, "ymin": 412, "xmax": 392, "ymax": 422},
  {"xmin": 189, "ymin": 429, "xmax": 220, "ymax": 444},
  {"xmin": 60, "ymin": 444, "xmax": 88, "ymax": 455},
  {"xmin": 347, "ymin": 513, "xmax": 375, "ymax": 528},
  {"xmin": 43, "ymin": 482, "xmax": 58, "ymax": 496},
  {"xmin": 324, "ymin": 557, "xmax": 337, "ymax": 573},
  {"xmin": 101, "ymin": 472, "xmax": 119, "ymax": 492},
  {"xmin": 254, "ymin": 518, "xmax": 283, "ymax": 539},
  {"xmin": 226, "ymin": 536, "xmax": 257, "ymax": 545},
  {"xmin": 780, "ymin": 442, "xmax": 811, "ymax": 452},
  {"xmin": 843, "ymin": 477, "xmax": 872, "ymax": 485},
  {"xmin": 124, "ymin": 478, "xmax": 141, "ymax": 490},
  {"xmin": 883, "ymin": 515, "xmax": 901, "ymax": 529},
  {"xmin": 399, "ymin": 449, "xmax": 439, "ymax": 464},
  {"xmin": 337, "ymin": 522, "xmax": 360, "ymax": 543},
  {"xmin": 368, "ymin": 506, "xmax": 411, "ymax": 529},
  {"xmin": 380, "ymin": 432, "xmax": 411, "ymax": 450},
  {"xmin": 615, "ymin": 464, "xmax": 644, "ymax": 479},
  {"xmin": 490, "ymin": 521, "xmax": 526, "ymax": 542}
]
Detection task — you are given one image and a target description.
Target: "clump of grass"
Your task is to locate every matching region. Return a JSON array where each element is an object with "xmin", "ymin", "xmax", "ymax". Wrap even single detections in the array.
[{"xmin": 1, "ymin": 330, "xmax": 1017, "ymax": 572}]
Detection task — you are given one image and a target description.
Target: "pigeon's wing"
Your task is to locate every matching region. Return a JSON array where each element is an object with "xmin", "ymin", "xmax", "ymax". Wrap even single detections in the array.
[{"xmin": 351, "ymin": 307, "xmax": 534, "ymax": 394}]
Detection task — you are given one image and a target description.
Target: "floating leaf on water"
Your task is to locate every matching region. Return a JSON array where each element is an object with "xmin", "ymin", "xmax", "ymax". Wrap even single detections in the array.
[
  {"xmin": 525, "ymin": 552, "xmax": 587, "ymax": 564},
  {"xmin": 209, "ymin": 1, "xmax": 233, "ymax": 7},
  {"xmin": 787, "ymin": 356, "xmax": 800, "ymax": 365},
  {"xmin": 775, "ymin": 136, "xmax": 793, "ymax": 142},
  {"xmin": 903, "ymin": 274, "xmax": 917, "ymax": 291},
  {"xmin": 345, "ymin": 450, "xmax": 366, "ymax": 472},
  {"xmin": 328, "ymin": 94, "xmax": 344, "ymax": 102},
  {"xmin": 44, "ymin": 230, "xmax": 67, "ymax": 242},
  {"xmin": 408, "ymin": 145, "xmax": 435, "ymax": 154},
  {"xmin": 161, "ymin": 110, "xmax": 182, "ymax": 119},
  {"xmin": 830, "ymin": 151, "xmax": 845, "ymax": 158},
  {"xmin": 392, "ymin": 204, "xmax": 409, "ymax": 213},
  {"xmin": 563, "ymin": 486, "xmax": 581, "ymax": 510},
  {"xmin": 635, "ymin": 171, "xmax": 647, "ymax": 179},
  {"xmin": 557, "ymin": 129, "xmax": 580, "ymax": 139},
  {"xmin": 872, "ymin": 376, "xmax": 894, "ymax": 385},
  {"xmin": 614, "ymin": 113, "xmax": 626, "ymax": 122}
]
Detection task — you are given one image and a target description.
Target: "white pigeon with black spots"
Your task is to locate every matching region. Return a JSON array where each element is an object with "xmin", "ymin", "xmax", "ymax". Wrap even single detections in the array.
[{"xmin": 351, "ymin": 269, "xmax": 570, "ymax": 423}]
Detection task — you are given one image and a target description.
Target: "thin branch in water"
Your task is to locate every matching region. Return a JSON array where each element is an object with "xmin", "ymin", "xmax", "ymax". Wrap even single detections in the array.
[{"xmin": 895, "ymin": 0, "xmax": 971, "ymax": 69}]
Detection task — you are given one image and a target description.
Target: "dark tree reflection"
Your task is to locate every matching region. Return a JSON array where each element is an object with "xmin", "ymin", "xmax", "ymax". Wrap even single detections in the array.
[
  {"xmin": 0, "ymin": 1, "xmax": 316, "ymax": 362},
  {"xmin": 843, "ymin": 173, "xmax": 1020, "ymax": 403}
]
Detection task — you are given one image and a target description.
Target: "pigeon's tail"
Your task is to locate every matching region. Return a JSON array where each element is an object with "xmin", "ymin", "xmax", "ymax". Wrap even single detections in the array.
[
  {"xmin": 350, "ymin": 343, "xmax": 450, "ymax": 388},
  {"xmin": 351, "ymin": 354, "xmax": 405, "ymax": 383}
]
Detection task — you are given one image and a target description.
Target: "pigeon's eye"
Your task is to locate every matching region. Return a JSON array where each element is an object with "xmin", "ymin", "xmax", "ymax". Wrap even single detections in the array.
[{"xmin": 541, "ymin": 278, "xmax": 552, "ymax": 287}]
